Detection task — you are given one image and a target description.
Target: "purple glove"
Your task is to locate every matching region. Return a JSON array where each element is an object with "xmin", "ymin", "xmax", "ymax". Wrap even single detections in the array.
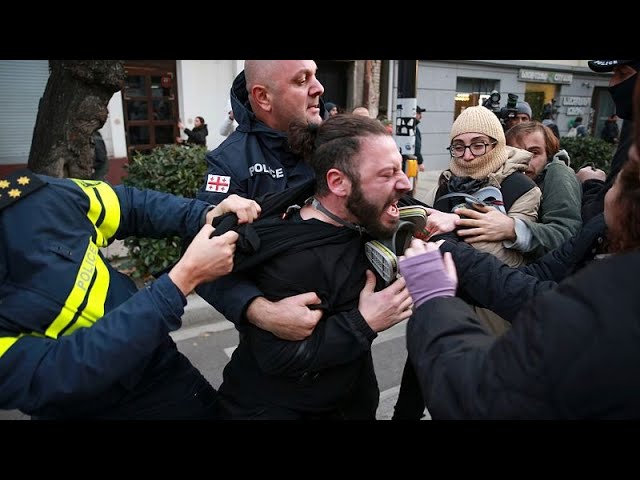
[{"xmin": 399, "ymin": 250, "xmax": 456, "ymax": 309}]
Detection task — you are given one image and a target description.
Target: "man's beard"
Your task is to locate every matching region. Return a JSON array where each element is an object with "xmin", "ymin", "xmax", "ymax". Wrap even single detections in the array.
[{"xmin": 346, "ymin": 180, "xmax": 397, "ymax": 239}]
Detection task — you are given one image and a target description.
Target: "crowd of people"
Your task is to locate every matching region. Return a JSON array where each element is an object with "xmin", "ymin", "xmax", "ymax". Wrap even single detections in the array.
[{"xmin": 2, "ymin": 58, "xmax": 638, "ymax": 420}]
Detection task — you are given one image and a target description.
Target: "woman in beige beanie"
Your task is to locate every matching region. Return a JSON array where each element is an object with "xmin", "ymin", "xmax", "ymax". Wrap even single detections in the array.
[
  {"xmin": 393, "ymin": 106, "xmax": 542, "ymax": 420},
  {"xmin": 429, "ymin": 105, "xmax": 541, "ymax": 268}
]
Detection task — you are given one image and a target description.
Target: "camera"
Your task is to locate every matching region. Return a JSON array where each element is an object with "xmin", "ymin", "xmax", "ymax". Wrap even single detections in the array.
[
  {"xmin": 482, "ymin": 90, "xmax": 519, "ymax": 122},
  {"xmin": 482, "ymin": 90, "xmax": 501, "ymax": 115}
]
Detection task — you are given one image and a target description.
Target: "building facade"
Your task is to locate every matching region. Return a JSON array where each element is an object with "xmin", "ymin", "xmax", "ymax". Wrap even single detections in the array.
[
  {"xmin": 404, "ymin": 60, "xmax": 613, "ymax": 171},
  {"xmin": 0, "ymin": 59, "xmax": 373, "ymax": 182},
  {"xmin": 0, "ymin": 60, "xmax": 615, "ymax": 181}
]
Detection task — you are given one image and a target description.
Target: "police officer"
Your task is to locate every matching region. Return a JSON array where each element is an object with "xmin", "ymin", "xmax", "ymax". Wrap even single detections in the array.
[
  {"xmin": 0, "ymin": 170, "xmax": 259, "ymax": 419},
  {"xmin": 196, "ymin": 60, "xmax": 326, "ymax": 342}
]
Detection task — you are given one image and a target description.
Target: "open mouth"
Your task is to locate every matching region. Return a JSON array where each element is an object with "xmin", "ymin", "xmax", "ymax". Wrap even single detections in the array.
[{"xmin": 386, "ymin": 201, "xmax": 399, "ymax": 219}]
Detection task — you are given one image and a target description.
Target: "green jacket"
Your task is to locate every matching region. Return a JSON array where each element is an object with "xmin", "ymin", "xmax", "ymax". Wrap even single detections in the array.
[{"xmin": 523, "ymin": 156, "xmax": 582, "ymax": 258}]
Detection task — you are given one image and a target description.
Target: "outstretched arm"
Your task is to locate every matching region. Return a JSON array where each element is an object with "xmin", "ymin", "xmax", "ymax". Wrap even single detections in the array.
[{"xmin": 0, "ymin": 225, "xmax": 240, "ymax": 416}]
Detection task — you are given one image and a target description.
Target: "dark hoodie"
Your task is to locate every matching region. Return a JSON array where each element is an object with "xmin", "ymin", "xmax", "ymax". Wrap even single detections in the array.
[
  {"xmin": 207, "ymin": 181, "xmax": 379, "ymax": 418},
  {"xmin": 195, "ymin": 71, "xmax": 317, "ymax": 326},
  {"xmin": 196, "ymin": 71, "xmax": 315, "ymax": 206}
]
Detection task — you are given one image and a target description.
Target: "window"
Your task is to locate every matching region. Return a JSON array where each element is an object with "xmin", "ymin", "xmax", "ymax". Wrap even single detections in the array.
[{"xmin": 123, "ymin": 62, "xmax": 178, "ymax": 158}]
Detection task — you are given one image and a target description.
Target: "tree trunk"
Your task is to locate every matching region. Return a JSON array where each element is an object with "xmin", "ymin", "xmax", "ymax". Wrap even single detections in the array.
[
  {"xmin": 363, "ymin": 60, "xmax": 372, "ymax": 109},
  {"xmin": 28, "ymin": 60, "xmax": 125, "ymax": 178}
]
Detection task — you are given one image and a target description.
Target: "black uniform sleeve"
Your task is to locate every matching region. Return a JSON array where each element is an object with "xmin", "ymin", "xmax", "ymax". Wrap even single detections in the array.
[{"xmin": 439, "ymin": 213, "xmax": 605, "ymax": 322}]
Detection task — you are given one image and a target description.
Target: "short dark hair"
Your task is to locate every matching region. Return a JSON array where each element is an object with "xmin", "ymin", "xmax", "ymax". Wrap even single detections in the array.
[{"xmin": 288, "ymin": 114, "xmax": 390, "ymax": 196}]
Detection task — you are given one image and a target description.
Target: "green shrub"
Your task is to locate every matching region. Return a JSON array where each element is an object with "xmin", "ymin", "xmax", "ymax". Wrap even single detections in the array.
[
  {"xmin": 121, "ymin": 144, "xmax": 208, "ymax": 279},
  {"xmin": 560, "ymin": 136, "xmax": 616, "ymax": 174}
]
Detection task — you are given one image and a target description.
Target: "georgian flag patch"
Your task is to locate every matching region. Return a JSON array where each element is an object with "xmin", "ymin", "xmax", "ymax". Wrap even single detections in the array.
[{"xmin": 205, "ymin": 174, "xmax": 231, "ymax": 193}]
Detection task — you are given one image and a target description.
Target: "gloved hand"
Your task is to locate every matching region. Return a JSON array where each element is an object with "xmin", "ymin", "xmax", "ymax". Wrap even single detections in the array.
[{"xmin": 398, "ymin": 241, "xmax": 457, "ymax": 309}]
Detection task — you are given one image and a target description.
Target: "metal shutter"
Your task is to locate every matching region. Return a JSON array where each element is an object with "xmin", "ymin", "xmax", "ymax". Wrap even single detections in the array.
[{"xmin": 0, "ymin": 60, "xmax": 49, "ymax": 166}]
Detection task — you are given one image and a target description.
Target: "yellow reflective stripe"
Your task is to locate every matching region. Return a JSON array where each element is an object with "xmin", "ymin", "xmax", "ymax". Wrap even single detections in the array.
[
  {"xmin": 92, "ymin": 181, "xmax": 120, "ymax": 243},
  {"xmin": 0, "ymin": 334, "xmax": 23, "ymax": 358},
  {"xmin": 64, "ymin": 251, "xmax": 110, "ymax": 335},
  {"xmin": 45, "ymin": 241, "xmax": 102, "ymax": 338},
  {"xmin": 70, "ymin": 179, "xmax": 121, "ymax": 248}
]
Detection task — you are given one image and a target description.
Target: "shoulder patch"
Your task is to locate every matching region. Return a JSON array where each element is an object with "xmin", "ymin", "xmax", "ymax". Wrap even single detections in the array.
[
  {"xmin": 0, "ymin": 169, "xmax": 47, "ymax": 212},
  {"xmin": 205, "ymin": 174, "xmax": 230, "ymax": 193}
]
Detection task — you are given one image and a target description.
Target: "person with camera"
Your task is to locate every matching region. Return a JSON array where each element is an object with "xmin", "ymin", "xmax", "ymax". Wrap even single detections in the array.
[
  {"xmin": 482, "ymin": 91, "xmax": 531, "ymax": 132},
  {"xmin": 502, "ymin": 100, "xmax": 532, "ymax": 131}
]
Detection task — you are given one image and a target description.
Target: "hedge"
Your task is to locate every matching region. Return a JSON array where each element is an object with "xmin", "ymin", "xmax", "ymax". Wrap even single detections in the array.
[{"xmin": 121, "ymin": 144, "xmax": 208, "ymax": 279}]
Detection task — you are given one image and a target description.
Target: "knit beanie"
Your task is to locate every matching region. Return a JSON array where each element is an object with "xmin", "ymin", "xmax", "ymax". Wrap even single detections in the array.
[
  {"xmin": 449, "ymin": 106, "xmax": 508, "ymax": 179},
  {"xmin": 516, "ymin": 101, "xmax": 532, "ymax": 118}
]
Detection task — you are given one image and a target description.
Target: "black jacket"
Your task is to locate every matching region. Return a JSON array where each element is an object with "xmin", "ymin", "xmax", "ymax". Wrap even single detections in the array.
[
  {"xmin": 581, "ymin": 120, "xmax": 633, "ymax": 222},
  {"xmin": 407, "ymin": 250, "xmax": 640, "ymax": 419},
  {"xmin": 184, "ymin": 124, "xmax": 208, "ymax": 146},
  {"xmin": 438, "ymin": 213, "xmax": 606, "ymax": 323},
  {"xmin": 215, "ymin": 184, "xmax": 379, "ymax": 418},
  {"xmin": 601, "ymin": 119, "xmax": 620, "ymax": 144},
  {"xmin": 415, "ymin": 121, "xmax": 423, "ymax": 165}
]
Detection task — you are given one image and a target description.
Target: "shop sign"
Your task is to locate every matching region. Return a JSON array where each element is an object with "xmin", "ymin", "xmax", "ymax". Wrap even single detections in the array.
[
  {"xmin": 518, "ymin": 69, "xmax": 573, "ymax": 84},
  {"xmin": 562, "ymin": 96, "xmax": 591, "ymax": 106},
  {"xmin": 567, "ymin": 107, "xmax": 585, "ymax": 115}
]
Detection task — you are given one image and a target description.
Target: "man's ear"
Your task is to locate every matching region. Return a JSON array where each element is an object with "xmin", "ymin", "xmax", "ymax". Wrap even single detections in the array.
[
  {"xmin": 326, "ymin": 168, "xmax": 350, "ymax": 198},
  {"xmin": 250, "ymin": 85, "xmax": 271, "ymax": 113}
]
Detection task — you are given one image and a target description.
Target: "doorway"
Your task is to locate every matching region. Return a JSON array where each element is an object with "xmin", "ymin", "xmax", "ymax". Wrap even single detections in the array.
[
  {"xmin": 123, "ymin": 61, "xmax": 178, "ymax": 158},
  {"xmin": 316, "ymin": 60, "xmax": 350, "ymax": 113}
]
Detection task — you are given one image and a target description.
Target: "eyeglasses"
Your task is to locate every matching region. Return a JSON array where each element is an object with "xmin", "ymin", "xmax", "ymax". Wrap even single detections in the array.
[{"xmin": 447, "ymin": 141, "xmax": 497, "ymax": 158}]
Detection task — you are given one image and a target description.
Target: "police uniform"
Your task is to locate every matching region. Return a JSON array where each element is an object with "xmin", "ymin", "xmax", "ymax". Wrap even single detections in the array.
[
  {"xmin": 0, "ymin": 170, "xmax": 219, "ymax": 419},
  {"xmin": 196, "ymin": 71, "xmax": 315, "ymax": 207},
  {"xmin": 195, "ymin": 71, "xmax": 316, "ymax": 326}
]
